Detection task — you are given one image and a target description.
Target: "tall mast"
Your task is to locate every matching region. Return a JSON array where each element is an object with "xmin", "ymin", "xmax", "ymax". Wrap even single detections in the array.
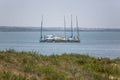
[
  {"xmin": 76, "ymin": 16, "xmax": 80, "ymax": 40},
  {"xmin": 71, "ymin": 15, "xmax": 73, "ymax": 38},
  {"xmin": 40, "ymin": 16, "xmax": 43, "ymax": 40},
  {"xmin": 64, "ymin": 16, "xmax": 66, "ymax": 39}
]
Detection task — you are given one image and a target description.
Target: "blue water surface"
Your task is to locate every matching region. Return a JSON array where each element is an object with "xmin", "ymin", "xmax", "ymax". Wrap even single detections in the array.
[{"xmin": 0, "ymin": 31, "xmax": 120, "ymax": 59}]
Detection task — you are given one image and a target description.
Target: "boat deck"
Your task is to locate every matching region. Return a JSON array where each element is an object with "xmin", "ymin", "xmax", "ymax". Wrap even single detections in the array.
[{"xmin": 39, "ymin": 35, "xmax": 80, "ymax": 43}]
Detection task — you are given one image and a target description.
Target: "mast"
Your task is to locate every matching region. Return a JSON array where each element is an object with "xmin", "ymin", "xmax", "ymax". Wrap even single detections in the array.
[
  {"xmin": 40, "ymin": 16, "xmax": 43, "ymax": 40},
  {"xmin": 76, "ymin": 16, "xmax": 80, "ymax": 40},
  {"xmin": 64, "ymin": 16, "xmax": 66, "ymax": 39},
  {"xmin": 71, "ymin": 15, "xmax": 73, "ymax": 38}
]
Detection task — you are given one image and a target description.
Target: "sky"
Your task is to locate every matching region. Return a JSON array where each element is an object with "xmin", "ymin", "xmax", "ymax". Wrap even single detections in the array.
[{"xmin": 0, "ymin": 0, "xmax": 120, "ymax": 28}]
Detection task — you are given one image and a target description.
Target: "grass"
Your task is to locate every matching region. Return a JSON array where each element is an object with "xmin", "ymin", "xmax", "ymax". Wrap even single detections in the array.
[{"xmin": 0, "ymin": 49, "xmax": 120, "ymax": 80}]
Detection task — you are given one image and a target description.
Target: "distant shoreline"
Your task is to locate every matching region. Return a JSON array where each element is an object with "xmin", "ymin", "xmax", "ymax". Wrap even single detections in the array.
[{"xmin": 0, "ymin": 26, "xmax": 120, "ymax": 32}]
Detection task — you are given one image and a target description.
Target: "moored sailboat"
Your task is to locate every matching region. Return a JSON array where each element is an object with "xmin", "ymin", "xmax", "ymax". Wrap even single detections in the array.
[
  {"xmin": 39, "ymin": 15, "xmax": 80, "ymax": 43},
  {"xmin": 68, "ymin": 15, "xmax": 80, "ymax": 42}
]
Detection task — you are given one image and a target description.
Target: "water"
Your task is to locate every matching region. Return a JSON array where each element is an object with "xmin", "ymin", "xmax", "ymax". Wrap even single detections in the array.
[{"xmin": 0, "ymin": 31, "xmax": 120, "ymax": 59}]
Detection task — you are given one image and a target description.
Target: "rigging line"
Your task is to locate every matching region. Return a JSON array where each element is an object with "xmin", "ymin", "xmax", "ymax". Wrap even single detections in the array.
[
  {"xmin": 76, "ymin": 16, "xmax": 80, "ymax": 39},
  {"xmin": 64, "ymin": 16, "xmax": 66, "ymax": 39},
  {"xmin": 40, "ymin": 15, "xmax": 43, "ymax": 40},
  {"xmin": 71, "ymin": 15, "xmax": 73, "ymax": 38}
]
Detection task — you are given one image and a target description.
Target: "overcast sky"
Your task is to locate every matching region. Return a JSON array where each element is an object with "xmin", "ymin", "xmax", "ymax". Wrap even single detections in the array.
[{"xmin": 0, "ymin": 0, "xmax": 120, "ymax": 28}]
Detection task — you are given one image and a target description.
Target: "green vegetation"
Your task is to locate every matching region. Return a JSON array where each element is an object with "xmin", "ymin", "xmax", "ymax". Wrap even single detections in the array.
[{"xmin": 0, "ymin": 49, "xmax": 120, "ymax": 80}]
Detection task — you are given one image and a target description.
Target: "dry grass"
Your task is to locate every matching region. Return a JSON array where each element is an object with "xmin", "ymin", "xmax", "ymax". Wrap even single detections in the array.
[{"xmin": 0, "ymin": 49, "xmax": 120, "ymax": 80}]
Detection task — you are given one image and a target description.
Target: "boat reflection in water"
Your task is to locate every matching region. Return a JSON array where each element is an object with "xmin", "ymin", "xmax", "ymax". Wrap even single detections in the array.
[{"xmin": 39, "ymin": 15, "xmax": 80, "ymax": 43}]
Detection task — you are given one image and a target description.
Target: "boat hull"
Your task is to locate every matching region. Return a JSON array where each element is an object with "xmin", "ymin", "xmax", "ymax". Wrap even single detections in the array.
[{"xmin": 39, "ymin": 39, "xmax": 80, "ymax": 43}]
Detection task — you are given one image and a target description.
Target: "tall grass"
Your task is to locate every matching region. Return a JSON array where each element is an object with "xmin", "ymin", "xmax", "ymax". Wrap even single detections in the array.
[{"xmin": 0, "ymin": 49, "xmax": 120, "ymax": 80}]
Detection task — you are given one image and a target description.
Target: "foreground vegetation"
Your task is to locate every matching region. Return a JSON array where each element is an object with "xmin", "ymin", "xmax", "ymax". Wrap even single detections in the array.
[{"xmin": 0, "ymin": 49, "xmax": 120, "ymax": 80}]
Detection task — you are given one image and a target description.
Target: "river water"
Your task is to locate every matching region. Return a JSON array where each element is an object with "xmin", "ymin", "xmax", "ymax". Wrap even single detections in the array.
[{"xmin": 0, "ymin": 31, "xmax": 120, "ymax": 59}]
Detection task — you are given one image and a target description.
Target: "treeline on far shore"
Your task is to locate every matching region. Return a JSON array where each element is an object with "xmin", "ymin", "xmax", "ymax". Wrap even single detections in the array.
[
  {"xmin": 0, "ymin": 49, "xmax": 120, "ymax": 80},
  {"xmin": 0, "ymin": 26, "xmax": 120, "ymax": 32}
]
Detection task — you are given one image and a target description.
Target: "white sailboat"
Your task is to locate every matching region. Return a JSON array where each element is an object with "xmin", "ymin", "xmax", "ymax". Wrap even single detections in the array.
[
  {"xmin": 68, "ymin": 15, "xmax": 80, "ymax": 42},
  {"xmin": 39, "ymin": 15, "xmax": 80, "ymax": 43}
]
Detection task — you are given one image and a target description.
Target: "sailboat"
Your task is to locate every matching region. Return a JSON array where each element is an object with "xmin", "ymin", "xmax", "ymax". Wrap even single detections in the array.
[
  {"xmin": 68, "ymin": 15, "xmax": 80, "ymax": 42},
  {"xmin": 39, "ymin": 16, "xmax": 45, "ymax": 42},
  {"xmin": 53, "ymin": 16, "xmax": 67, "ymax": 42},
  {"xmin": 39, "ymin": 15, "xmax": 80, "ymax": 43},
  {"xmin": 39, "ymin": 16, "xmax": 52, "ymax": 42},
  {"xmin": 39, "ymin": 16, "xmax": 55, "ymax": 42}
]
